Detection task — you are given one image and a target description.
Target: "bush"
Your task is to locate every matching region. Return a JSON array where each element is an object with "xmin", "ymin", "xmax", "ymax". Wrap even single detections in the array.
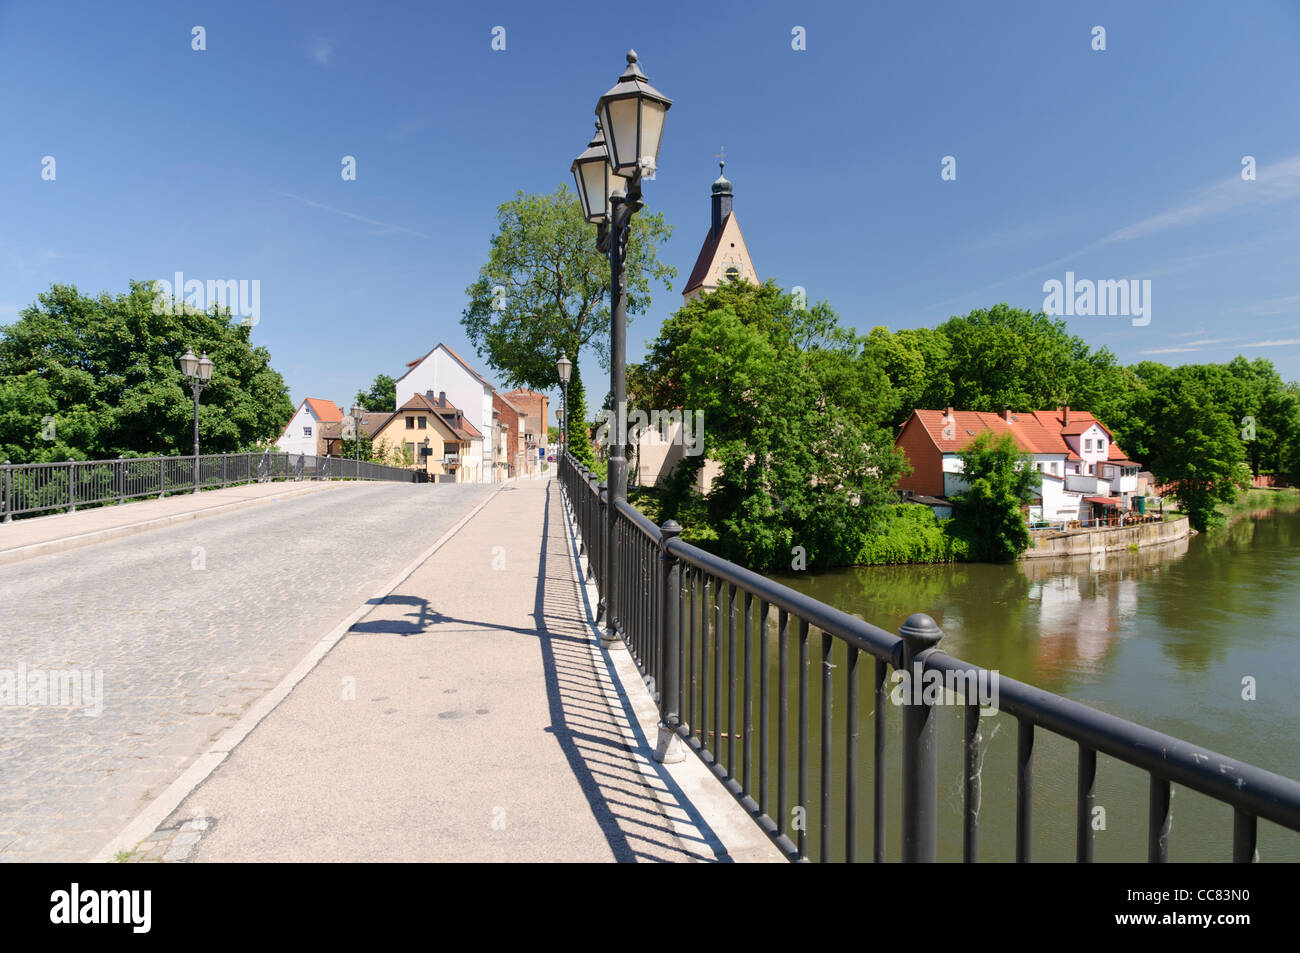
[{"xmin": 854, "ymin": 505, "xmax": 968, "ymax": 565}]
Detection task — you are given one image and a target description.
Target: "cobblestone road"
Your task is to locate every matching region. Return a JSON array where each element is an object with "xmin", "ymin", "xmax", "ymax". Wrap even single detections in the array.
[{"xmin": 0, "ymin": 481, "xmax": 495, "ymax": 861}]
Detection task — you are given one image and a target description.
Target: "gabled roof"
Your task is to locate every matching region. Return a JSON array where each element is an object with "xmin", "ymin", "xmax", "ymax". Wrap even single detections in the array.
[
  {"xmin": 305, "ymin": 398, "xmax": 342, "ymax": 422},
  {"xmin": 1029, "ymin": 408, "xmax": 1112, "ymax": 440},
  {"xmin": 395, "ymin": 342, "xmax": 494, "ymax": 389},
  {"xmin": 420, "ymin": 390, "xmax": 483, "ymax": 441},
  {"xmin": 373, "ymin": 393, "xmax": 461, "ymax": 443},
  {"xmin": 902, "ymin": 407, "xmax": 1138, "ymax": 464},
  {"xmin": 493, "ymin": 390, "xmax": 524, "ymax": 415}
]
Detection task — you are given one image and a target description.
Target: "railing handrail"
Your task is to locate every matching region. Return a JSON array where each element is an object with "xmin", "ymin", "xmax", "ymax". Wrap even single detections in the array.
[
  {"xmin": 1, "ymin": 449, "xmax": 421, "ymax": 522},
  {"xmin": 665, "ymin": 534, "xmax": 901, "ymax": 664},
  {"xmin": 557, "ymin": 449, "xmax": 1300, "ymax": 862},
  {"xmin": 923, "ymin": 652, "xmax": 1300, "ymax": 831}
]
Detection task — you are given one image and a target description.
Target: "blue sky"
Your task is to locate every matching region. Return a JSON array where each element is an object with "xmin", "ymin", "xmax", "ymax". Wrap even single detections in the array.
[{"xmin": 3, "ymin": 0, "xmax": 1299, "ymax": 421}]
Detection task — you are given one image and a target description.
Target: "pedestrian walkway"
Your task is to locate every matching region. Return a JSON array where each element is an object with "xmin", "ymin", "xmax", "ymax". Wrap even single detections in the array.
[
  {"xmin": 110, "ymin": 479, "xmax": 779, "ymax": 862},
  {"xmin": 0, "ymin": 479, "xmax": 344, "ymax": 566}
]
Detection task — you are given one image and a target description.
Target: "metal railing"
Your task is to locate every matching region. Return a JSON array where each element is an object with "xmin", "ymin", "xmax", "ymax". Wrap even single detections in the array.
[
  {"xmin": 559, "ymin": 451, "xmax": 1300, "ymax": 862},
  {"xmin": 1, "ymin": 450, "xmax": 422, "ymax": 522}
]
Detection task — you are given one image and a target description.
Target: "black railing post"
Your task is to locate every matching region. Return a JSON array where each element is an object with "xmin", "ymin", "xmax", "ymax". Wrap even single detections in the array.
[
  {"xmin": 68, "ymin": 459, "xmax": 76, "ymax": 512},
  {"xmin": 654, "ymin": 519, "xmax": 685, "ymax": 763},
  {"xmin": 117, "ymin": 458, "xmax": 125, "ymax": 504},
  {"xmin": 597, "ymin": 481, "xmax": 611, "ymax": 634},
  {"xmin": 899, "ymin": 612, "xmax": 943, "ymax": 862},
  {"xmin": 2, "ymin": 461, "xmax": 10, "ymax": 523}
]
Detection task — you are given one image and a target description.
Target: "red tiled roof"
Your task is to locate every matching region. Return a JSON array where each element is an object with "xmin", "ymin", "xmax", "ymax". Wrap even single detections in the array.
[
  {"xmin": 305, "ymin": 398, "xmax": 342, "ymax": 422},
  {"xmin": 905, "ymin": 407, "xmax": 1138, "ymax": 465},
  {"xmin": 1084, "ymin": 496, "xmax": 1122, "ymax": 506}
]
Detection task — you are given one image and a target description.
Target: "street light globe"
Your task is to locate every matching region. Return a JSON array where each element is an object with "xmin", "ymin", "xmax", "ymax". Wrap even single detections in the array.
[
  {"xmin": 179, "ymin": 348, "xmax": 199, "ymax": 378},
  {"xmin": 595, "ymin": 50, "xmax": 672, "ymax": 178},
  {"xmin": 351, "ymin": 404, "xmax": 365, "ymax": 420},
  {"xmin": 196, "ymin": 352, "xmax": 215, "ymax": 382},
  {"xmin": 556, "ymin": 352, "xmax": 573, "ymax": 385}
]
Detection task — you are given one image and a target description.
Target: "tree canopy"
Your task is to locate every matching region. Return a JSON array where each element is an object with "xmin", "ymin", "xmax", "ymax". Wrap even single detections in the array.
[
  {"xmin": 0, "ymin": 281, "xmax": 293, "ymax": 463},
  {"xmin": 460, "ymin": 184, "xmax": 675, "ymax": 391},
  {"xmin": 633, "ymin": 280, "xmax": 908, "ymax": 569},
  {"xmin": 354, "ymin": 373, "xmax": 396, "ymax": 412}
]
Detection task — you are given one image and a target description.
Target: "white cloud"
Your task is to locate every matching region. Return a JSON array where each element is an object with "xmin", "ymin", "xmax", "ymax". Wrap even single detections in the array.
[{"xmin": 1239, "ymin": 338, "xmax": 1300, "ymax": 348}]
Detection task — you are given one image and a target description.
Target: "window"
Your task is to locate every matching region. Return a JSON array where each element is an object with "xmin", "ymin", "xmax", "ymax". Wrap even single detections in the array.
[
  {"xmin": 1084, "ymin": 438, "xmax": 1092, "ymax": 450},
  {"xmin": 303, "ymin": 426, "xmax": 312, "ymax": 437},
  {"xmin": 406, "ymin": 416, "xmax": 415, "ymax": 429},
  {"xmin": 418, "ymin": 417, "xmax": 426, "ymax": 429}
]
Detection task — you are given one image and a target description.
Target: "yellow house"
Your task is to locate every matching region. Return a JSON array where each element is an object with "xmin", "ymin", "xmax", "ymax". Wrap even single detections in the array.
[{"xmin": 372, "ymin": 393, "xmax": 476, "ymax": 481}]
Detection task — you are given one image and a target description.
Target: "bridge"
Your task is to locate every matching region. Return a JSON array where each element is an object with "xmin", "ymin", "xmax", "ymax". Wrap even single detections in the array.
[{"xmin": 1, "ymin": 453, "xmax": 1298, "ymax": 862}]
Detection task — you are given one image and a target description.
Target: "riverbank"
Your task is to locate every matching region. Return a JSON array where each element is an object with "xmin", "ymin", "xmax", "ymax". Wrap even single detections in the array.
[
  {"xmin": 1021, "ymin": 515, "xmax": 1190, "ymax": 559},
  {"xmin": 1166, "ymin": 485, "xmax": 1300, "ymax": 526}
]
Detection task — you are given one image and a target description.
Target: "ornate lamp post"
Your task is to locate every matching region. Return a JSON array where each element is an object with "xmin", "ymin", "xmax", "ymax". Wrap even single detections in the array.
[
  {"xmin": 179, "ymin": 348, "xmax": 215, "ymax": 493},
  {"xmin": 572, "ymin": 50, "xmax": 671, "ymax": 649},
  {"xmin": 556, "ymin": 352, "xmax": 572, "ymax": 455}
]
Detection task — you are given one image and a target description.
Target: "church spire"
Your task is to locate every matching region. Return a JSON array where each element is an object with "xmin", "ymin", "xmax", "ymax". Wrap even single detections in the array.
[{"xmin": 711, "ymin": 160, "xmax": 733, "ymax": 240}]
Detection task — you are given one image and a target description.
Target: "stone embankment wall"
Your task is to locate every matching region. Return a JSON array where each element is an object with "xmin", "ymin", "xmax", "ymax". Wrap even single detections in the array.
[{"xmin": 1022, "ymin": 516, "xmax": 1190, "ymax": 559}]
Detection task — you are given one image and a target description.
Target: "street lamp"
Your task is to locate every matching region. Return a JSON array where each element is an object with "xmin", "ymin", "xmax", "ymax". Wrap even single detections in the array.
[
  {"xmin": 179, "ymin": 348, "xmax": 215, "ymax": 493},
  {"xmin": 556, "ymin": 352, "xmax": 572, "ymax": 456},
  {"xmin": 573, "ymin": 50, "xmax": 671, "ymax": 653},
  {"xmin": 350, "ymin": 404, "xmax": 365, "ymax": 476}
]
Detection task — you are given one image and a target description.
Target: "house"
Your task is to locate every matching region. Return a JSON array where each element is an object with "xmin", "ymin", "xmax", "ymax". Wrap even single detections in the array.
[
  {"xmin": 501, "ymin": 389, "xmax": 550, "ymax": 477},
  {"xmin": 319, "ymin": 411, "xmax": 389, "ymax": 457},
  {"xmin": 895, "ymin": 406, "xmax": 1144, "ymax": 524},
  {"xmin": 370, "ymin": 392, "xmax": 482, "ymax": 481},
  {"xmin": 394, "ymin": 344, "xmax": 497, "ymax": 482},
  {"xmin": 492, "ymin": 391, "xmax": 523, "ymax": 479},
  {"xmin": 275, "ymin": 398, "xmax": 343, "ymax": 457}
]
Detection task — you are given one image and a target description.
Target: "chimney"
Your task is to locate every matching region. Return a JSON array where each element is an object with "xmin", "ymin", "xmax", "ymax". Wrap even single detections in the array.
[
  {"xmin": 711, "ymin": 162, "xmax": 733, "ymax": 241},
  {"xmin": 439, "ymin": 391, "xmax": 446, "ymax": 407},
  {"xmin": 1063, "ymin": 405, "xmax": 1070, "ymax": 426},
  {"xmin": 1003, "ymin": 406, "xmax": 1013, "ymax": 422},
  {"xmin": 945, "ymin": 406, "xmax": 954, "ymax": 419}
]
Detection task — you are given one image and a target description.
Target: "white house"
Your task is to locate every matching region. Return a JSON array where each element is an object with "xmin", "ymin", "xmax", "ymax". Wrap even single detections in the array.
[
  {"xmin": 394, "ymin": 344, "xmax": 496, "ymax": 482},
  {"xmin": 898, "ymin": 406, "xmax": 1144, "ymax": 525},
  {"xmin": 275, "ymin": 398, "xmax": 343, "ymax": 458}
]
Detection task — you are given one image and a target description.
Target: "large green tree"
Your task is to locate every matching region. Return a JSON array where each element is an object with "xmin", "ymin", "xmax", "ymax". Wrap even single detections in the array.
[
  {"xmin": 1123, "ymin": 367, "xmax": 1250, "ymax": 530},
  {"xmin": 460, "ymin": 183, "xmax": 675, "ymax": 392},
  {"xmin": 0, "ymin": 281, "xmax": 293, "ymax": 463},
  {"xmin": 949, "ymin": 432, "xmax": 1037, "ymax": 562},
  {"xmin": 634, "ymin": 280, "xmax": 907, "ymax": 569},
  {"xmin": 354, "ymin": 373, "xmax": 396, "ymax": 412}
]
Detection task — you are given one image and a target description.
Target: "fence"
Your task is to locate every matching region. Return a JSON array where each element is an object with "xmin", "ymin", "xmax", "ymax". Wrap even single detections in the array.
[
  {"xmin": 1, "ymin": 451, "xmax": 422, "ymax": 522},
  {"xmin": 559, "ymin": 451, "xmax": 1300, "ymax": 862}
]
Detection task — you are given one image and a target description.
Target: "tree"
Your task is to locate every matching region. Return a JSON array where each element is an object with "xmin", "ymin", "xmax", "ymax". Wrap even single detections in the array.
[
  {"xmin": 337, "ymin": 430, "xmax": 376, "ymax": 463},
  {"xmin": 355, "ymin": 374, "xmax": 396, "ymax": 412},
  {"xmin": 564, "ymin": 363, "xmax": 594, "ymax": 467},
  {"xmin": 460, "ymin": 183, "xmax": 675, "ymax": 392},
  {"xmin": 634, "ymin": 280, "xmax": 908, "ymax": 569},
  {"xmin": 949, "ymin": 432, "xmax": 1037, "ymax": 562},
  {"xmin": 0, "ymin": 281, "xmax": 293, "ymax": 463},
  {"xmin": 1135, "ymin": 371, "xmax": 1250, "ymax": 531},
  {"xmin": 935, "ymin": 304, "xmax": 1126, "ymax": 415}
]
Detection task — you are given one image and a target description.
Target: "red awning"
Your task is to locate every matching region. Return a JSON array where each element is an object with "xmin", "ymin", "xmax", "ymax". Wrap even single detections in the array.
[{"xmin": 1084, "ymin": 496, "xmax": 1122, "ymax": 506}]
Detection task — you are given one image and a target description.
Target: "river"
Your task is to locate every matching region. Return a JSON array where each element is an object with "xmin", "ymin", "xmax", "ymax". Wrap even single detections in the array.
[{"xmin": 747, "ymin": 506, "xmax": 1300, "ymax": 861}]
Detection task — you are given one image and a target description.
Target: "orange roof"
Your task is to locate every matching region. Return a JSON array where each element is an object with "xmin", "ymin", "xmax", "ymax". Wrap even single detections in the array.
[
  {"xmin": 305, "ymin": 398, "xmax": 343, "ymax": 422},
  {"xmin": 905, "ymin": 407, "xmax": 1136, "ymax": 462}
]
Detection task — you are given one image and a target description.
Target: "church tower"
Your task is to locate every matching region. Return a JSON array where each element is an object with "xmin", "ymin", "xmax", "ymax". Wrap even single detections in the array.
[{"xmin": 681, "ymin": 162, "xmax": 759, "ymax": 303}]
